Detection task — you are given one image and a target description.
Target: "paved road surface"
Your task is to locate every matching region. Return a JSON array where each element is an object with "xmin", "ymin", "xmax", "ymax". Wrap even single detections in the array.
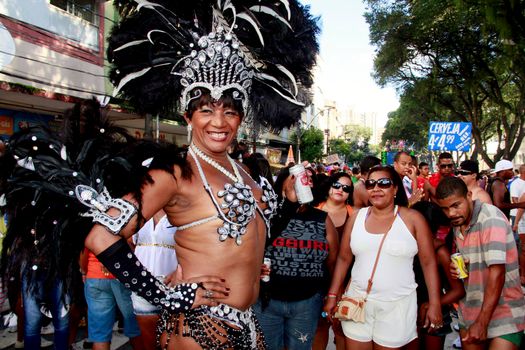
[{"xmin": 0, "ymin": 315, "xmax": 461, "ymax": 349}]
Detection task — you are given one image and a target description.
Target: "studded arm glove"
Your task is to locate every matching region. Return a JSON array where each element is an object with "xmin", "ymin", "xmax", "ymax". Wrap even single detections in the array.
[{"xmin": 96, "ymin": 239, "xmax": 198, "ymax": 312}]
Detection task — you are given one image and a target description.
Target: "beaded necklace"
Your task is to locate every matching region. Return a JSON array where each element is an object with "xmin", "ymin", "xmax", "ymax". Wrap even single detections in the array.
[{"xmin": 190, "ymin": 143, "xmax": 243, "ymax": 184}]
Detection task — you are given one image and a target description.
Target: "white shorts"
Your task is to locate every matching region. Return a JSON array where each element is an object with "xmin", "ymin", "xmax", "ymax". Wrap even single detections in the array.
[
  {"xmin": 341, "ymin": 290, "xmax": 417, "ymax": 348},
  {"xmin": 518, "ymin": 218, "xmax": 525, "ymax": 235},
  {"xmin": 131, "ymin": 292, "xmax": 159, "ymax": 316}
]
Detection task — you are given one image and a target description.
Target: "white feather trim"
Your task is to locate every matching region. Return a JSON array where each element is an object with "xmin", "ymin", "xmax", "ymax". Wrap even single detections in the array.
[
  {"xmin": 237, "ymin": 13, "xmax": 264, "ymax": 46},
  {"xmin": 279, "ymin": 0, "xmax": 291, "ymax": 20},
  {"xmin": 249, "ymin": 6, "xmax": 292, "ymax": 30},
  {"xmin": 113, "ymin": 67, "xmax": 152, "ymax": 97},
  {"xmin": 275, "ymin": 64, "xmax": 298, "ymax": 96}
]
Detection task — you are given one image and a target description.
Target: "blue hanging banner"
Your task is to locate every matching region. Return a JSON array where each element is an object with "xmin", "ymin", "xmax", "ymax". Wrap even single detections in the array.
[{"xmin": 428, "ymin": 122, "xmax": 472, "ymax": 151}]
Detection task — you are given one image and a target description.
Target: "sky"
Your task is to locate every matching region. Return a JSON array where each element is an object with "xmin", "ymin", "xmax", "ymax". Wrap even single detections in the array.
[{"xmin": 301, "ymin": 0, "xmax": 400, "ymax": 127}]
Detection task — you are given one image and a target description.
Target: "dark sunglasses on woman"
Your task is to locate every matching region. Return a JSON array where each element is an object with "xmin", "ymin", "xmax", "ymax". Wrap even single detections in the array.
[
  {"xmin": 331, "ymin": 182, "xmax": 352, "ymax": 193},
  {"xmin": 364, "ymin": 178, "xmax": 394, "ymax": 190}
]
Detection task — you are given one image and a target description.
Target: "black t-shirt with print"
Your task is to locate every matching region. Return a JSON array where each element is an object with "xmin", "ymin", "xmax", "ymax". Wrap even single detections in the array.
[{"xmin": 265, "ymin": 205, "xmax": 330, "ymax": 301}]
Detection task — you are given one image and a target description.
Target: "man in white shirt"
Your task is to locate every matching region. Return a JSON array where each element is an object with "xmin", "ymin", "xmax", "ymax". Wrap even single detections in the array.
[
  {"xmin": 510, "ymin": 165, "xmax": 525, "ymax": 228},
  {"xmin": 394, "ymin": 151, "xmax": 417, "ymax": 198}
]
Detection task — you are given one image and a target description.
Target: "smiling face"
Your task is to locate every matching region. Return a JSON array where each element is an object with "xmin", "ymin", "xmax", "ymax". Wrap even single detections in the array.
[
  {"xmin": 366, "ymin": 170, "xmax": 397, "ymax": 208},
  {"xmin": 329, "ymin": 176, "xmax": 352, "ymax": 204},
  {"xmin": 185, "ymin": 94, "xmax": 242, "ymax": 156}
]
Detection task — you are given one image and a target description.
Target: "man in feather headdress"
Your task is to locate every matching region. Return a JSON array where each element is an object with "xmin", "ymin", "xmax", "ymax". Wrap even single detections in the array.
[{"xmin": 1, "ymin": 1, "xmax": 319, "ymax": 349}]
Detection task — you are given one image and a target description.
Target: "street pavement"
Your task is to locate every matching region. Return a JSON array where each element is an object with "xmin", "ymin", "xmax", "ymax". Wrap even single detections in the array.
[
  {"xmin": 0, "ymin": 313, "xmax": 461, "ymax": 349},
  {"xmin": 0, "ymin": 310, "xmax": 458, "ymax": 350}
]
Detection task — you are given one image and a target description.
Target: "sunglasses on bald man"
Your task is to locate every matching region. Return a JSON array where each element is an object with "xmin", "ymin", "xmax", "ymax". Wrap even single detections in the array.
[
  {"xmin": 455, "ymin": 169, "xmax": 472, "ymax": 176},
  {"xmin": 439, "ymin": 163, "xmax": 454, "ymax": 169}
]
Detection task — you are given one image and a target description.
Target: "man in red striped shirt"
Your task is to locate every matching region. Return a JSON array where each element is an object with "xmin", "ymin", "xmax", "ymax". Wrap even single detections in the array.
[{"xmin": 436, "ymin": 176, "xmax": 525, "ymax": 350}]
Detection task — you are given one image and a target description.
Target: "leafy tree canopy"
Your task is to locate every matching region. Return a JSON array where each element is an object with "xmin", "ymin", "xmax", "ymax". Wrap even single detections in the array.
[
  {"xmin": 365, "ymin": 0, "xmax": 525, "ymax": 167},
  {"xmin": 292, "ymin": 127, "xmax": 325, "ymax": 163}
]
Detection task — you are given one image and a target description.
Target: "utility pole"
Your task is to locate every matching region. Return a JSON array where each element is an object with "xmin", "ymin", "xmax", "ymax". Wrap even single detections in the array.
[
  {"xmin": 297, "ymin": 121, "xmax": 302, "ymax": 163},
  {"xmin": 325, "ymin": 107, "xmax": 331, "ymax": 155},
  {"xmin": 144, "ymin": 113, "xmax": 153, "ymax": 140}
]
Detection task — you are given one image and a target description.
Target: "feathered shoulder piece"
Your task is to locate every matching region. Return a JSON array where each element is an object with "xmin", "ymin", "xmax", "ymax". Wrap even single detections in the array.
[
  {"xmin": 108, "ymin": 0, "xmax": 320, "ymax": 129},
  {"xmin": 0, "ymin": 98, "xmax": 188, "ymax": 292}
]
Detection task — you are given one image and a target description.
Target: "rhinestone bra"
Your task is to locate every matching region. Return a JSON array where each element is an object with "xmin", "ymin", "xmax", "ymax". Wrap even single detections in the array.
[{"xmin": 175, "ymin": 146, "xmax": 278, "ymax": 245}]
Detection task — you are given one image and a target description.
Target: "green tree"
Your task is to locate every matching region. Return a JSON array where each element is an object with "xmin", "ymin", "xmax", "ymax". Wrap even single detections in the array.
[
  {"xmin": 381, "ymin": 81, "xmax": 459, "ymax": 152},
  {"xmin": 330, "ymin": 125, "xmax": 375, "ymax": 166},
  {"xmin": 329, "ymin": 138, "xmax": 350, "ymax": 160},
  {"xmin": 365, "ymin": 0, "xmax": 525, "ymax": 167},
  {"xmin": 292, "ymin": 127, "xmax": 325, "ymax": 162}
]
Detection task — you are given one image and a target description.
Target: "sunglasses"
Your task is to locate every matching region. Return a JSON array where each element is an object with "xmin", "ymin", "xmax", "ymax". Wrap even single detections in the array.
[
  {"xmin": 332, "ymin": 182, "xmax": 351, "ymax": 193},
  {"xmin": 455, "ymin": 170, "xmax": 472, "ymax": 176},
  {"xmin": 439, "ymin": 163, "xmax": 455, "ymax": 169},
  {"xmin": 364, "ymin": 178, "xmax": 394, "ymax": 190}
]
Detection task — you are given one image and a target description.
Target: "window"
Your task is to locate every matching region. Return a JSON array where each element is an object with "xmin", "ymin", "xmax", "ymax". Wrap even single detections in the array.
[{"xmin": 50, "ymin": 0, "xmax": 99, "ymax": 25}]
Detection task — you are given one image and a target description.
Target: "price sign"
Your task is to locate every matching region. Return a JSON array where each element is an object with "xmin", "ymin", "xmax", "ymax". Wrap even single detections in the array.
[{"xmin": 428, "ymin": 122, "xmax": 471, "ymax": 151}]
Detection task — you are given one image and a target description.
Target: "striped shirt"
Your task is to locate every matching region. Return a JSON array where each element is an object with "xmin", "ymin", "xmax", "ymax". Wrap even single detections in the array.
[{"xmin": 454, "ymin": 200, "xmax": 525, "ymax": 338}]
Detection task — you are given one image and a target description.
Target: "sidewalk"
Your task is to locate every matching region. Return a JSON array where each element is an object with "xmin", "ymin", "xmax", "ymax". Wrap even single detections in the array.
[
  {"xmin": 0, "ymin": 321, "xmax": 131, "ymax": 350},
  {"xmin": 0, "ymin": 315, "xmax": 461, "ymax": 350}
]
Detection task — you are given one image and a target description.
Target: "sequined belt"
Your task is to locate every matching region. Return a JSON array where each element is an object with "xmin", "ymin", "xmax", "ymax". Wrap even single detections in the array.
[
  {"xmin": 205, "ymin": 304, "xmax": 258, "ymax": 347},
  {"xmin": 206, "ymin": 304, "xmax": 255, "ymax": 329},
  {"xmin": 136, "ymin": 243, "xmax": 176, "ymax": 250}
]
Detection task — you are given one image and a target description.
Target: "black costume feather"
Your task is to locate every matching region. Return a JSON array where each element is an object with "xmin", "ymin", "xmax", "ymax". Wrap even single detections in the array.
[
  {"xmin": 108, "ymin": 0, "xmax": 320, "ymax": 129},
  {"xmin": 0, "ymin": 99, "xmax": 189, "ymax": 295},
  {"xmin": 0, "ymin": 0, "xmax": 319, "ymax": 300}
]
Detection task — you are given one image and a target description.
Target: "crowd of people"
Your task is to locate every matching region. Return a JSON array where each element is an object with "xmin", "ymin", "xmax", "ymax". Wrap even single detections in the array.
[
  {"xmin": 2, "ymin": 134, "xmax": 525, "ymax": 350},
  {"xmin": 0, "ymin": 1, "xmax": 524, "ymax": 350}
]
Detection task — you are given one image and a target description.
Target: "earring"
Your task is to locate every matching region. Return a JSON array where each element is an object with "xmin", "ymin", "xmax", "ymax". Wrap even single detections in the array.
[{"xmin": 187, "ymin": 124, "xmax": 192, "ymax": 143}]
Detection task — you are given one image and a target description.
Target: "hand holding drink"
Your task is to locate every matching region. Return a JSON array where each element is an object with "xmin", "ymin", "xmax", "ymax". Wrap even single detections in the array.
[
  {"xmin": 261, "ymin": 258, "xmax": 271, "ymax": 282},
  {"xmin": 289, "ymin": 164, "xmax": 313, "ymax": 204},
  {"xmin": 450, "ymin": 253, "xmax": 469, "ymax": 279}
]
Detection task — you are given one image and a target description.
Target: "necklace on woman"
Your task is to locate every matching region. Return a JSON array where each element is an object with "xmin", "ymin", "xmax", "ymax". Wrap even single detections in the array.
[{"xmin": 190, "ymin": 143, "xmax": 243, "ymax": 184}]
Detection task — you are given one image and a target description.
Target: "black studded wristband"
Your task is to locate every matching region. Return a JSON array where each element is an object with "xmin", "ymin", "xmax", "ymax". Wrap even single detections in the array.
[{"xmin": 96, "ymin": 239, "xmax": 198, "ymax": 312}]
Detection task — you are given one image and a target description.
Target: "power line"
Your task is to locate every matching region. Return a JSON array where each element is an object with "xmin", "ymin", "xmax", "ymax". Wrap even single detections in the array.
[
  {"xmin": 0, "ymin": 50, "xmax": 108, "ymax": 78},
  {"xmin": 0, "ymin": 24, "xmax": 115, "ymax": 69},
  {"xmin": 0, "ymin": 69, "xmax": 109, "ymax": 96},
  {"xmin": 1, "ymin": 12, "xmax": 121, "ymax": 70}
]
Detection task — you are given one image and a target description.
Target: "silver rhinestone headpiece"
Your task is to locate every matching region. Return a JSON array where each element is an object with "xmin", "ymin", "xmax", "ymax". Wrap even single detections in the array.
[
  {"xmin": 179, "ymin": 28, "xmax": 253, "ymax": 113},
  {"xmin": 108, "ymin": 0, "xmax": 319, "ymax": 130}
]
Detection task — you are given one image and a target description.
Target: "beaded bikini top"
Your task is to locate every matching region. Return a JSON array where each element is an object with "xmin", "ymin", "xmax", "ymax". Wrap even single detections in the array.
[{"xmin": 174, "ymin": 144, "xmax": 278, "ymax": 245}]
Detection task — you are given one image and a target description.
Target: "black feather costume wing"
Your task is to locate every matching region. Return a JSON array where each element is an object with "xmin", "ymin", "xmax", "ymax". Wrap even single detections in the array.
[{"xmin": 0, "ymin": 99, "xmax": 188, "ymax": 295}]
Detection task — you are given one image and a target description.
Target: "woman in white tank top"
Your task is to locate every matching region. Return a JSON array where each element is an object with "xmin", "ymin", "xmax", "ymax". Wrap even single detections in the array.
[
  {"xmin": 324, "ymin": 165, "xmax": 443, "ymax": 350},
  {"xmin": 131, "ymin": 210, "xmax": 177, "ymax": 349}
]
